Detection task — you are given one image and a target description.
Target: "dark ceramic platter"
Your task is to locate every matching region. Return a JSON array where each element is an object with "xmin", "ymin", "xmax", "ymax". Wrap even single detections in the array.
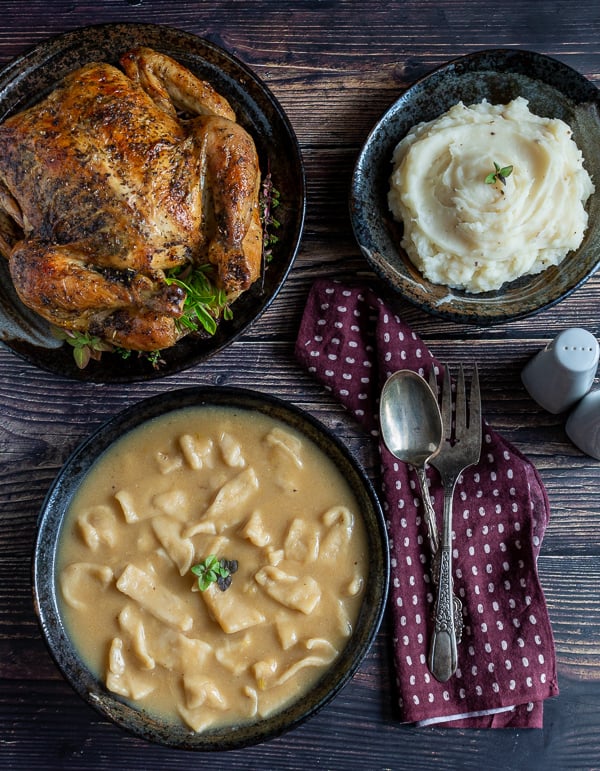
[
  {"xmin": 350, "ymin": 49, "xmax": 600, "ymax": 325},
  {"xmin": 0, "ymin": 23, "xmax": 306, "ymax": 381},
  {"xmin": 33, "ymin": 386, "xmax": 389, "ymax": 751}
]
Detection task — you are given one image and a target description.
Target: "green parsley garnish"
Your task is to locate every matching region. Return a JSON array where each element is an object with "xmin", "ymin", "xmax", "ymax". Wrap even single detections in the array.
[
  {"xmin": 485, "ymin": 161, "xmax": 513, "ymax": 187},
  {"xmin": 191, "ymin": 555, "xmax": 239, "ymax": 592}
]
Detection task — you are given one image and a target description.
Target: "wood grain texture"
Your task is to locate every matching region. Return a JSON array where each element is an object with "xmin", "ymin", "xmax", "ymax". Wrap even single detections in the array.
[{"xmin": 2, "ymin": 1, "xmax": 600, "ymax": 768}]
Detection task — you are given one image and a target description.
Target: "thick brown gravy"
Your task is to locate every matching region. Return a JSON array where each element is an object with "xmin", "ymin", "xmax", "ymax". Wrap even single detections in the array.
[{"xmin": 57, "ymin": 406, "xmax": 368, "ymax": 732}]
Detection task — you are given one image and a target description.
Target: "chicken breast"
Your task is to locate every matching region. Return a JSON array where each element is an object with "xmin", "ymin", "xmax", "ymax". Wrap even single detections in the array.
[{"xmin": 0, "ymin": 46, "xmax": 263, "ymax": 351}]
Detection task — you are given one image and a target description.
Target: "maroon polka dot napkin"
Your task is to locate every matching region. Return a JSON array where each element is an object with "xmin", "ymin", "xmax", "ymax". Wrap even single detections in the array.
[{"xmin": 295, "ymin": 279, "xmax": 559, "ymax": 728}]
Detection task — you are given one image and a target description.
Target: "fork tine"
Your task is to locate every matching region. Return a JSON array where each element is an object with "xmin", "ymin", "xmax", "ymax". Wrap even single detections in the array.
[
  {"xmin": 468, "ymin": 363, "xmax": 482, "ymax": 450},
  {"xmin": 440, "ymin": 364, "xmax": 453, "ymax": 440},
  {"xmin": 454, "ymin": 365, "xmax": 467, "ymax": 440}
]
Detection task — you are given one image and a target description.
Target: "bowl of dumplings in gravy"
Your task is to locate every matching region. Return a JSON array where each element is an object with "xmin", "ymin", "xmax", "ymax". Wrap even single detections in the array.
[{"xmin": 33, "ymin": 386, "xmax": 389, "ymax": 750}]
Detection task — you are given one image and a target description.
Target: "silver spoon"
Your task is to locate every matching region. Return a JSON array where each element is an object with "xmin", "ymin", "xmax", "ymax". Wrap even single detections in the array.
[{"xmin": 379, "ymin": 369, "xmax": 443, "ymax": 554}]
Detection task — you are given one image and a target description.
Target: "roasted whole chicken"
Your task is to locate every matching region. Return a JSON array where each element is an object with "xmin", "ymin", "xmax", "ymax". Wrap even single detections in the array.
[{"xmin": 0, "ymin": 47, "xmax": 263, "ymax": 351}]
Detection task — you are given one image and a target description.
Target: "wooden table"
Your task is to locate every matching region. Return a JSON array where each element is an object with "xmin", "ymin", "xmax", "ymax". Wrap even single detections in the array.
[{"xmin": 2, "ymin": 2, "xmax": 599, "ymax": 768}]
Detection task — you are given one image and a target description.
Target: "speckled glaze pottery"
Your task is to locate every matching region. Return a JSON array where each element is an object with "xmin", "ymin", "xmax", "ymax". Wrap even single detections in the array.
[
  {"xmin": 33, "ymin": 386, "xmax": 389, "ymax": 751},
  {"xmin": 0, "ymin": 24, "xmax": 306, "ymax": 382},
  {"xmin": 350, "ymin": 49, "xmax": 600, "ymax": 325}
]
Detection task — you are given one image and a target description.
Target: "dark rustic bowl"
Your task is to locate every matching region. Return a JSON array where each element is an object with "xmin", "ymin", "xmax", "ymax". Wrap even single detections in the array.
[
  {"xmin": 350, "ymin": 49, "xmax": 600, "ymax": 325},
  {"xmin": 33, "ymin": 386, "xmax": 389, "ymax": 751},
  {"xmin": 0, "ymin": 23, "xmax": 306, "ymax": 381}
]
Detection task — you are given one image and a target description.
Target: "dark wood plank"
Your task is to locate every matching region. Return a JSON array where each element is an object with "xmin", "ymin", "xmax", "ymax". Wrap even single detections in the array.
[{"xmin": 2, "ymin": 1, "xmax": 600, "ymax": 768}]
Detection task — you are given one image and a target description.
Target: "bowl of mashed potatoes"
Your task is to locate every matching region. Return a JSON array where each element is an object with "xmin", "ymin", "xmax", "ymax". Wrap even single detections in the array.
[
  {"xmin": 33, "ymin": 386, "xmax": 389, "ymax": 750},
  {"xmin": 350, "ymin": 49, "xmax": 600, "ymax": 324}
]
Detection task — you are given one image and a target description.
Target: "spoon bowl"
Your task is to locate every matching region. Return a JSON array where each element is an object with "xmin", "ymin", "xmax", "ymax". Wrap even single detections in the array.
[
  {"xmin": 379, "ymin": 369, "xmax": 443, "ymax": 552},
  {"xmin": 380, "ymin": 369, "xmax": 443, "ymax": 468}
]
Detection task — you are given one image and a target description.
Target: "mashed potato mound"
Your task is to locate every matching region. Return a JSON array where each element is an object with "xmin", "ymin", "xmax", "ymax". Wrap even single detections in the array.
[{"xmin": 388, "ymin": 97, "xmax": 595, "ymax": 293}]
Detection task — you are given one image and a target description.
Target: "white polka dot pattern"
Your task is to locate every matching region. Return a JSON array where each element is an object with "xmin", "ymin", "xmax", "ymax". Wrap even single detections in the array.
[{"xmin": 296, "ymin": 280, "xmax": 559, "ymax": 728}]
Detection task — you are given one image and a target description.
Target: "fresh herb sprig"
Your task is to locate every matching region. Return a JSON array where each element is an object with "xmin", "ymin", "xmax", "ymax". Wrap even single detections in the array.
[
  {"xmin": 485, "ymin": 161, "xmax": 513, "ymax": 187},
  {"xmin": 191, "ymin": 555, "xmax": 239, "ymax": 592},
  {"xmin": 52, "ymin": 327, "xmax": 166, "ymax": 370},
  {"xmin": 165, "ymin": 264, "xmax": 232, "ymax": 336},
  {"xmin": 260, "ymin": 170, "xmax": 281, "ymax": 263},
  {"xmin": 51, "ymin": 327, "xmax": 114, "ymax": 369},
  {"xmin": 113, "ymin": 348, "xmax": 165, "ymax": 369}
]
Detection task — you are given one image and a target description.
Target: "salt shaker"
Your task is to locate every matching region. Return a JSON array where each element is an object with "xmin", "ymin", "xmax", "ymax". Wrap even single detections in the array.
[
  {"xmin": 521, "ymin": 327, "xmax": 599, "ymax": 414},
  {"xmin": 566, "ymin": 390, "xmax": 600, "ymax": 460}
]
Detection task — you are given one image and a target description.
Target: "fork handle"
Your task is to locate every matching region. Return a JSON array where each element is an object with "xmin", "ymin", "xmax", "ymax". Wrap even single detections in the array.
[
  {"xmin": 428, "ymin": 485, "xmax": 458, "ymax": 682},
  {"xmin": 428, "ymin": 548, "xmax": 458, "ymax": 681}
]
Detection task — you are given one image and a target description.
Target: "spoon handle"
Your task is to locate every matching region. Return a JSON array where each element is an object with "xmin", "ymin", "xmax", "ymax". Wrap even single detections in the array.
[{"xmin": 416, "ymin": 467, "xmax": 439, "ymax": 554}]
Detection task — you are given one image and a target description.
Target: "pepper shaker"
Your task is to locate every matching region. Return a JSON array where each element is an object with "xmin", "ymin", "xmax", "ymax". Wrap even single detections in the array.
[
  {"xmin": 521, "ymin": 327, "xmax": 599, "ymax": 414},
  {"xmin": 566, "ymin": 390, "xmax": 600, "ymax": 460}
]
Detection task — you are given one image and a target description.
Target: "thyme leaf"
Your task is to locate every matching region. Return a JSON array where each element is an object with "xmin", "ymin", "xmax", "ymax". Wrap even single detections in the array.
[{"xmin": 260, "ymin": 170, "xmax": 281, "ymax": 263}]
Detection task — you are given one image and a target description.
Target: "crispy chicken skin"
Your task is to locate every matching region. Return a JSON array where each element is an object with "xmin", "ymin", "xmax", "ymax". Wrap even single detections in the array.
[{"xmin": 0, "ymin": 46, "xmax": 263, "ymax": 351}]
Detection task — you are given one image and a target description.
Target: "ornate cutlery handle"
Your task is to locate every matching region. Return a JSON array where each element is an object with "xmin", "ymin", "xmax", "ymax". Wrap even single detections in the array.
[
  {"xmin": 417, "ymin": 469, "xmax": 463, "ymax": 644},
  {"xmin": 428, "ymin": 482, "xmax": 459, "ymax": 682},
  {"xmin": 416, "ymin": 466, "xmax": 439, "ymax": 554}
]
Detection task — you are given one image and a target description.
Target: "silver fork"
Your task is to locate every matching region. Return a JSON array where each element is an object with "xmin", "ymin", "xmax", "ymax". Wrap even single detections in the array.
[{"xmin": 427, "ymin": 363, "xmax": 482, "ymax": 682}]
